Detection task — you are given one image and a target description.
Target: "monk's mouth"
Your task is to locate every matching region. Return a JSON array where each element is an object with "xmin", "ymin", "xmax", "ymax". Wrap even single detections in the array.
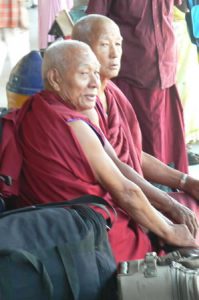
[
  {"xmin": 85, "ymin": 95, "xmax": 97, "ymax": 101},
  {"xmin": 109, "ymin": 64, "xmax": 119, "ymax": 70}
]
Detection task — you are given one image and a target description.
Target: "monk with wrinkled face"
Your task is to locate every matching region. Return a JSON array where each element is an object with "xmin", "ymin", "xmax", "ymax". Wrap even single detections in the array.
[
  {"xmin": 42, "ymin": 40, "xmax": 101, "ymax": 112},
  {"xmin": 72, "ymin": 15, "xmax": 123, "ymax": 112}
]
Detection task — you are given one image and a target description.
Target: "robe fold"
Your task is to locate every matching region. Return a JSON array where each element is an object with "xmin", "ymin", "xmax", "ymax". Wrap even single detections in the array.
[
  {"xmin": 17, "ymin": 90, "xmax": 152, "ymax": 263},
  {"xmin": 96, "ymin": 81, "xmax": 143, "ymax": 175}
]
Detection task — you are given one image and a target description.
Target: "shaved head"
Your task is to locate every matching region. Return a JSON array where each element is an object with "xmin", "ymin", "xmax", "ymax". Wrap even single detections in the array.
[
  {"xmin": 72, "ymin": 14, "xmax": 121, "ymax": 46},
  {"xmin": 72, "ymin": 14, "xmax": 123, "ymax": 82},
  {"xmin": 42, "ymin": 39, "xmax": 100, "ymax": 110},
  {"xmin": 42, "ymin": 39, "xmax": 97, "ymax": 87}
]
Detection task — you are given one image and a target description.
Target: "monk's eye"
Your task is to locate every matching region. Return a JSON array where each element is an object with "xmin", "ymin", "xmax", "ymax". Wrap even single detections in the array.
[{"xmin": 101, "ymin": 42, "xmax": 109, "ymax": 47}]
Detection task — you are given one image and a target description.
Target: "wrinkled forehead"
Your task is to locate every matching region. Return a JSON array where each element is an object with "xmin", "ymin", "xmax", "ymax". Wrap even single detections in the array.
[
  {"xmin": 91, "ymin": 20, "xmax": 122, "ymax": 42},
  {"xmin": 67, "ymin": 47, "xmax": 100, "ymax": 70}
]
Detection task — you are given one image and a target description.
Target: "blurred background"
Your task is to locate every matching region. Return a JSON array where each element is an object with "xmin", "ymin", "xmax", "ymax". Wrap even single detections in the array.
[{"xmin": 0, "ymin": 1, "xmax": 38, "ymax": 107}]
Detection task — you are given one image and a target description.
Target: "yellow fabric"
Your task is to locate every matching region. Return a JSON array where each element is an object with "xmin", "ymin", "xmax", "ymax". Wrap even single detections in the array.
[
  {"xmin": 173, "ymin": 7, "xmax": 199, "ymax": 142},
  {"xmin": 7, "ymin": 91, "xmax": 29, "ymax": 109}
]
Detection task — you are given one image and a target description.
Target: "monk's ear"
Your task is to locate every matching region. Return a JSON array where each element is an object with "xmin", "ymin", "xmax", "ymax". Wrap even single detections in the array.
[{"xmin": 46, "ymin": 68, "xmax": 61, "ymax": 92}]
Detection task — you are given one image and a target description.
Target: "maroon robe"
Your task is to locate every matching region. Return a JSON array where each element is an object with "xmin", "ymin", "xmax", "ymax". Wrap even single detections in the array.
[
  {"xmin": 96, "ymin": 81, "xmax": 199, "ymax": 240},
  {"xmin": 0, "ymin": 109, "xmax": 22, "ymax": 197},
  {"xmin": 16, "ymin": 90, "xmax": 152, "ymax": 263},
  {"xmin": 113, "ymin": 79, "xmax": 188, "ymax": 173},
  {"xmin": 87, "ymin": 0, "xmax": 188, "ymax": 173},
  {"xmin": 96, "ymin": 80, "xmax": 143, "ymax": 175}
]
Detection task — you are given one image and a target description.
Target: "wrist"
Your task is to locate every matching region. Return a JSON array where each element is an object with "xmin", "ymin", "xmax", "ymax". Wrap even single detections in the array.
[
  {"xmin": 161, "ymin": 192, "xmax": 175, "ymax": 214},
  {"xmin": 178, "ymin": 173, "xmax": 188, "ymax": 191}
]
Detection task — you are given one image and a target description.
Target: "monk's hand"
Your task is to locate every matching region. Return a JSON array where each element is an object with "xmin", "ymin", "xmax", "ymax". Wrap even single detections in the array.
[
  {"xmin": 178, "ymin": 175, "xmax": 199, "ymax": 201},
  {"xmin": 168, "ymin": 200, "xmax": 199, "ymax": 238},
  {"xmin": 164, "ymin": 223, "xmax": 199, "ymax": 248}
]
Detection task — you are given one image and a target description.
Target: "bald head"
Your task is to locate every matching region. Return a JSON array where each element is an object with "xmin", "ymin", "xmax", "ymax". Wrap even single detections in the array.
[
  {"xmin": 72, "ymin": 15, "xmax": 123, "ymax": 81},
  {"xmin": 41, "ymin": 40, "xmax": 100, "ymax": 111},
  {"xmin": 72, "ymin": 14, "xmax": 121, "ymax": 47},
  {"xmin": 42, "ymin": 40, "xmax": 96, "ymax": 86}
]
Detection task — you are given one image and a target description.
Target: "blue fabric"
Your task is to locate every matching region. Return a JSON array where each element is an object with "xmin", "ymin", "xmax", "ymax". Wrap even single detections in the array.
[
  {"xmin": 6, "ymin": 51, "xmax": 44, "ymax": 95},
  {"xmin": 191, "ymin": 5, "xmax": 199, "ymax": 38},
  {"xmin": 186, "ymin": 0, "xmax": 199, "ymax": 46}
]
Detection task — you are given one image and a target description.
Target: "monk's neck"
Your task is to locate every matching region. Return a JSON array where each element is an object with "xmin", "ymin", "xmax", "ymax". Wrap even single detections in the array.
[{"xmin": 99, "ymin": 78, "xmax": 108, "ymax": 113}]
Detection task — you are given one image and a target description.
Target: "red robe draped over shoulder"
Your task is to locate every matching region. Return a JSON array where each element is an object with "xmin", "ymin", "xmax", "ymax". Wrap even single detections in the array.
[
  {"xmin": 96, "ymin": 81, "xmax": 143, "ymax": 175},
  {"xmin": 16, "ymin": 90, "xmax": 152, "ymax": 263}
]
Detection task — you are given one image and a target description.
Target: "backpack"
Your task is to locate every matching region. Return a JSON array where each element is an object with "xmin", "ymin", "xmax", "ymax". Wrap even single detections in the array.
[
  {"xmin": 0, "ymin": 195, "xmax": 117, "ymax": 300},
  {"xmin": 185, "ymin": 0, "xmax": 199, "ymax": 46}
]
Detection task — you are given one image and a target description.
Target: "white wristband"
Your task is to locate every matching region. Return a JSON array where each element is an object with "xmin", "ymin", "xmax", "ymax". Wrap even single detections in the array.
[{"xmin": 178, "ymin": 174, "xmax": 188, "ymax": 190}]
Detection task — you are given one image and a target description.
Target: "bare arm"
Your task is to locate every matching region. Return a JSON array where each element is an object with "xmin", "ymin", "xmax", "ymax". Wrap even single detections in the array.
[
  {"xmin": 142, "ymin": 151, "xmax": 199, "ymax": 201},
  {"xmin": 141, "ymin": 152, "xmax": 183, "ymax": 189},
  {"xmin": 68, "ymin": 120, "xmax": 198, "ymax": 247},
  {"xmin": 106, "ymin": 146, "xmax": 174, "ymax": 213},
  {"xmin": 82, "ymin": 107, "xmax": 198, "ymax": 234},
  {"xmin": 105, "ymin": 141, "xmax": 198, "ymax": 237}
]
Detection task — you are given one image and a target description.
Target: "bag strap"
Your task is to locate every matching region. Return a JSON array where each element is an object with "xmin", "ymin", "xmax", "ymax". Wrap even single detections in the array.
[
  {"xmin": 35, "ymin": 195, "xmax": 116, "ymax": 229},
  {"xmin": 0, "ymin": 249, "xmax": 53, "ymax": 299},
  {"xmin": 56, "ymin": 226, "xmax": 103, "ymax": 300},
  {"xmin": 35, "ymin": 194, "xmax": 111, "ymax": 209},
  {"xmin": 56, "ymin": 245, "xmax": 80, "ymax": 300},
  {"xmin": 1, "ymin": 195, "xmax": 117, "ymax": 229}
]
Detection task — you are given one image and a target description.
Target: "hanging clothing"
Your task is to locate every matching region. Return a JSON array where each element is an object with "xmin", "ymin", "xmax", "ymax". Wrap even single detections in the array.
[{"xmin": 38, "ymin": 0, "xmax": 73, "ymax": 49}]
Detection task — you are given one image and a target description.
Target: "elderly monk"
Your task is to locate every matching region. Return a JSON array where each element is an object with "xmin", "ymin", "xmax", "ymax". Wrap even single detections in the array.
[
  {"xmin": 71, "ymin": 14, "xmax": 199, "ymax": 237},
  {"xmin": 86, "ymin": 0, "xmax": 188, "ymax": 174},
  {"xmin": 15, "ymin": 40, "xmax": 198, "ymax": 263}
]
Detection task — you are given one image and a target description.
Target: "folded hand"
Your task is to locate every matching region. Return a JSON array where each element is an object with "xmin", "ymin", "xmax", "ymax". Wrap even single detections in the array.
[
  {"xmin": 164, "ymin": 223, "xmax": 199, "ymax": 248},
  {"xmin": 168, "ymin": 200, "xmax": 199, "ymax": 238}
]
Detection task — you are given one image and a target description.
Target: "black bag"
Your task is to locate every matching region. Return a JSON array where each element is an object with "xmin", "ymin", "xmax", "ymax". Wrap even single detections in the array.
[
  {"xmin": 0, "ymin": 195, "xmax": 117, "ymax": 300},
  {"xmin": 117, "ymin": 249, "xmax": 199, "ymax": 300},
  {"xmin": 186, "ymin": 0, "xmax": 199, "ymax": 46}
]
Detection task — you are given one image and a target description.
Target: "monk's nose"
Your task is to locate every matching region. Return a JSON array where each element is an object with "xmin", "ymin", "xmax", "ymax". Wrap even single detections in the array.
[
  {"xmin": 89, "ymin": 73, "xmax": 100, "ymax": 88},
  {"xmin": 110, "ymin": 44, "xmax": 118, "ymax": 58}
]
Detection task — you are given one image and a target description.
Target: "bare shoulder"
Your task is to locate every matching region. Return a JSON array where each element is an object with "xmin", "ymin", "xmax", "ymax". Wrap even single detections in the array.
[
  {"xmin": 68, "ymin": 119, "xmax": 127, "ymax": 187},
  {"xmin": 68, "ymin": 119, "xmax": 103, "ymax": 149}
]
